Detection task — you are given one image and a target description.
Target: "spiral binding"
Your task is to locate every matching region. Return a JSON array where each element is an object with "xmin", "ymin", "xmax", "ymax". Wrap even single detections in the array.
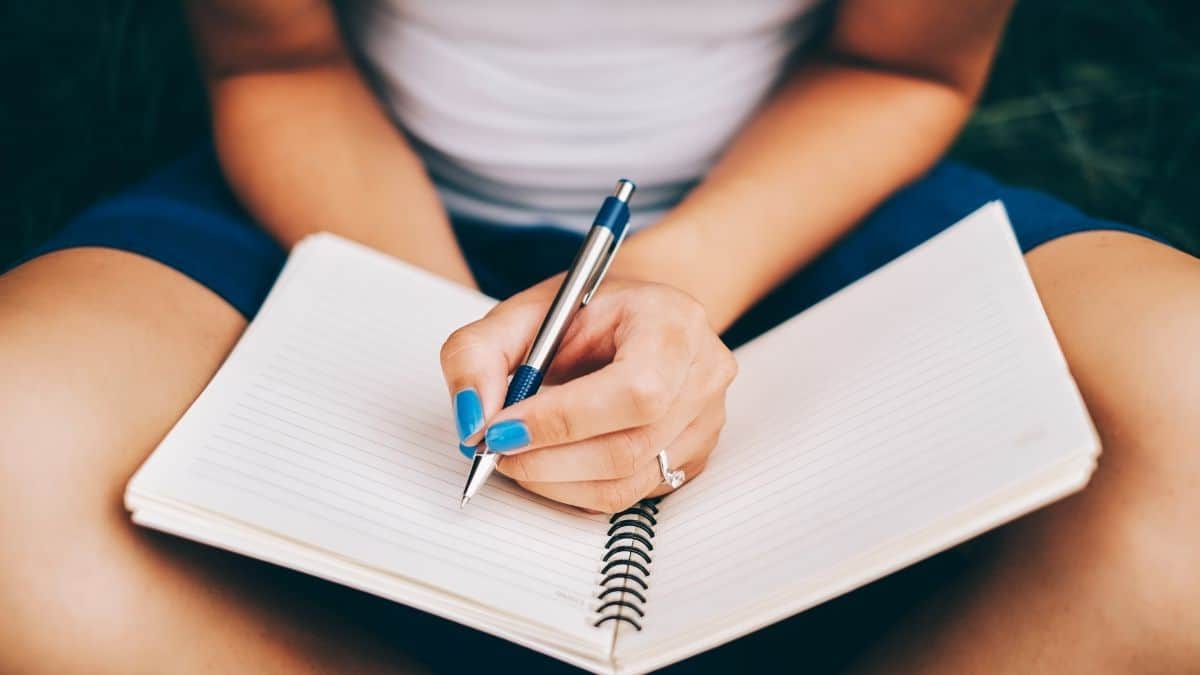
[{"xmin": 593, "ymin": 498, "xmax": 660, "ymax": 631}]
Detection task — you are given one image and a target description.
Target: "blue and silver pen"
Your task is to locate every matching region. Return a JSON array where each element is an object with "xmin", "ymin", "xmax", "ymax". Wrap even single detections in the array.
[{"xmin": 460, "ymin": 179, "xmax": 636, "ymax": 508}]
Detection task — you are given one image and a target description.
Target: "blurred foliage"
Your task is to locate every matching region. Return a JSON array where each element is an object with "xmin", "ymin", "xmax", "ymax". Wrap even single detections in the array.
[
  {"xmin": 1, "ymin": 0, "xmax": 1198, "ymax": 267},
  {"xmin": 0, "ymin": 2, "xmax": 205, "ymax": 265},
  {"xmin": 956, "ymin": 0, "xmax": 1200, "ymax": 252}
]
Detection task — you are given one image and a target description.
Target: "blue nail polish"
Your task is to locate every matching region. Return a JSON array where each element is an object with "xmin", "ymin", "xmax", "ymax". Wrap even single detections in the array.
[
  {"xmin": 486, "ymin": 420, "xmax": 531, "ymax": 453},
  {"xmin": 459, "ymin": 443, "xmax": 478, "ymax": 459},
  {"xmin": 454, "ymin": 388, "xmax": 484, "ymax": 442}
]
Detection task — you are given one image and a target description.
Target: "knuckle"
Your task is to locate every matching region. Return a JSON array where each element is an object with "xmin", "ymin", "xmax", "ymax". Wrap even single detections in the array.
[
  {"xmin": 541, "ymin": 403, "xmax": 575, "ymax": 445},
  {"xmin": 626, "ymin": 425, "xmax": 658, "ymax": 462},
  {"xmin": 639, "ymin": 281, "xmax": 671, "ymax": 304},
  {"xmin": 654, "ymin": 285, "xmax": 704, "ymax": 321},
  {"xmin": 658, "ymin": 319, "xmax": 686, "ymax": 346},
  {"xmin": 597, "ymin": 479, "xmax": 640, "ymax": 513},
  {"xmin": 439, "ymin": 325, "xmax": 480, "ymax": 364},
  {"xmin": 681, "ymin": 295, "xmax": 708, "ymax": 326},
  {"xmin": 606, "ymin": 430, "xmax": 648, "ymax": 478},
  {"xmin": 718, "ymin": 350, "xmax": 739, "ymax": 386},
  {"xmin": 643, "ymin": 285, "xmax": 687, "ymax": 321},
  {"xmin": 705, "ymin": 423, "xmax": 724, "ymax": 451},
  {"xmin": 665, "ymin": 295, "xmax": 706, "ymax": 340},
  {"xmin": 662, "ymin": 320, "xmax": 697, "ymax": 356},
  {"xmin": 627, "ymin": 373, "xmax": 671, "ymax": 422},
  {"xmin": 498, "ymin": 454, "xmax": 531, "ymax": 482},
  {"xmin": 712, "ymin": 405, "xmax": 728, "ymax": 431}
]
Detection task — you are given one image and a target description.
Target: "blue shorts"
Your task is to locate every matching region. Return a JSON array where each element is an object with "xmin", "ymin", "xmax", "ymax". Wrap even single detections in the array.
[{"xmin": 12, "ymin": 145, "xmax": 1169, "ymax": 348}]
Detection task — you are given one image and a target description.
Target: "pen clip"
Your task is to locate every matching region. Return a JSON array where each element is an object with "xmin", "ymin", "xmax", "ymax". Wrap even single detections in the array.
[{"xmin": 581, "ymin": 231, "xmax": 625, "ymax": 306}]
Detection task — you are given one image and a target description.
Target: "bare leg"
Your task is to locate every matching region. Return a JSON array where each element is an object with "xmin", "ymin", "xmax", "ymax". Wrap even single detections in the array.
[
  {"xmin": 855, "ymin": 231, "xmax": 1200, "ymax": 674},
  {"xmin": 0, "ymin": 249, "xmax": 421, "ymax": 673}
]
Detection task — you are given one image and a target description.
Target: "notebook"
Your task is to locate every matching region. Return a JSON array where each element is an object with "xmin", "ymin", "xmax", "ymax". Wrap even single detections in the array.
[{"xmin": 125, "ymin": 202, "xmax": 1099, "ymax": 674}]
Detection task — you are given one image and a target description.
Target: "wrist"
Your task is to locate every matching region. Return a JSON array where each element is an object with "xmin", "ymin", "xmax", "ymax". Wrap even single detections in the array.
[{"xmin": 610, "ymin": 222, "xmax": 746, "ymax": 332}]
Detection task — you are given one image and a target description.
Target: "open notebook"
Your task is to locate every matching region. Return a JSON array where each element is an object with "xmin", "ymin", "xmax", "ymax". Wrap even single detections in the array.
[{"xmin": 126, "ymin": 202, "xmax": 1098, "ymax": 674}]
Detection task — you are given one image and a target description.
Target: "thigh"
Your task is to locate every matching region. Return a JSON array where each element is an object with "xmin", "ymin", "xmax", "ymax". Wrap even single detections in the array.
[
  {"xmin": 0, "ymin": 249, "xmax": 421, "ymax": 673},
  {"xmin": 0, "ymin": 248, "xmax": 244, "ymax": 513},
  {"xmin": 847, "ymin": 234, "xmax": 1200, "ymax": 675},
  {"xmin": 1025, "ymin": 229, "xmax": 1200, "ymax": 471},
  {"xmin": 0, "ymin": 150, "xmax": 577, "ymax": 673}
]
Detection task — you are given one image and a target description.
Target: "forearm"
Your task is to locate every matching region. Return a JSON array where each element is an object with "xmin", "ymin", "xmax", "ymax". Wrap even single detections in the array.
[
  {"xmin": 611, "ymin": 0, "xmax": 1013, "ymax": 332},
  {"xmin": 189, "ymin": 0, "xmax": 474, "ymax": 287},
  {"xmin": 209, "ymin": 62, "xmax": 474, "ymax": 287},
  {"xmin": 613, "ymin": 59, "xmax": 974, "ymax": 332}
]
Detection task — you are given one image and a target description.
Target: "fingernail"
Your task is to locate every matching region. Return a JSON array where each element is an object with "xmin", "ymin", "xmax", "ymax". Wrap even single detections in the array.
[
  {"xmin": 459, "ymin": 442, "xmax": 478, "ymax": 459},
  {"xmin": 453, "ymin": 388, "xmax": 484, "ymax": 442},
  {"xmin": 485, "ymin": 420, "xmax": 530, "ymax": 453}
]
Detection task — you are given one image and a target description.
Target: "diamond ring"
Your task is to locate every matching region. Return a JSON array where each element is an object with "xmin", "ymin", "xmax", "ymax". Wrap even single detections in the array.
[{"xmin": 656, "ymin": 450, "xmax": 686, "ymax": 490}]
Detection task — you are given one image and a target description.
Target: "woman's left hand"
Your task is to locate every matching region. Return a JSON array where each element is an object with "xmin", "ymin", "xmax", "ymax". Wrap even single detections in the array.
[{"xmin": 440, "ymin": 275, "xmax": 738, "ymax": 512}]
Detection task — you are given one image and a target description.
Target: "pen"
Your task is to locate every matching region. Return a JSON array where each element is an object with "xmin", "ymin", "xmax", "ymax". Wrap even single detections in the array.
[{"xmin": 460, "ymin": 179, "xmax": 636, "ymax": 508}]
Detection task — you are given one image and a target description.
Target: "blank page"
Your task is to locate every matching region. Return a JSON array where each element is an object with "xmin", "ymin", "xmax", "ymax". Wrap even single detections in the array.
[
  {"xmin": 127, "ymin": 234, "xmax": 609, "ymax": 647},
  {"xmin": 617, "ymin": 203, "xmax": 1098, "ymax": 666}
]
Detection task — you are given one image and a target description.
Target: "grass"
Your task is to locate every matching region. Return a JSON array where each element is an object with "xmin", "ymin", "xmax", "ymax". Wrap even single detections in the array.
[{"xmin": 2, "ymin": 1, "xmax": 1198, "ymax": 266}]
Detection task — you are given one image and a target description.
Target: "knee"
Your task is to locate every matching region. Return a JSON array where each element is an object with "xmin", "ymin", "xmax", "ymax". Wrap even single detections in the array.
[
  {"xmin": 1028, "ymin": 232, "xmax": 1200, "ymax": 435},
  {"xmin": 1073, "ymin": 481, "xmax": 1200, "ymax": 666},
  {"xmin": 0, "ymin": 403, "xmax": 140, "ymax": 671},
  {"xmin": 1092, "ymin": 336, "xmax": 1200, "ymax": 660},
  {"xmin": 1021, "ymin": 235, "xmax": 1200, "ymax": 664},
  {"xmin": 1042, "ymin": 360, "xmax": 1200, "ymax": 668},
  {"xmin": 1086, "ymin": 298, "xmax": 1200, "ymax": 439},
  {"xmin": 0, "ymin": 503, "xmax": 142, "ymax": 672}
]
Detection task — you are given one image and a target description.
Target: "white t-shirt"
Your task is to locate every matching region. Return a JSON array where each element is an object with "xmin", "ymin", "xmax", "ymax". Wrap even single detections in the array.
[{"xmin": 352, "ymin": 1, "xmax": 823, "ymax": 231}]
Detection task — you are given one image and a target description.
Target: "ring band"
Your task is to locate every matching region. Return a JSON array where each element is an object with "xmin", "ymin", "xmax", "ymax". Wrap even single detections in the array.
[{"xmin": 656, "ymin": 450, "xmax": 686, "ymax": 490}]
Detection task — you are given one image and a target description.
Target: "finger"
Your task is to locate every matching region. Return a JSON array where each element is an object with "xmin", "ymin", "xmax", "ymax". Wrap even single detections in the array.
[
  {"xmin": 495, "ymin": 370, "xmax": 720, "ymax": 483},
  {"xmin": 483, "ymin": 317, "xmax": 699, "ymax": 453},
  {"xmin": 515, "ymin": 404, "xmax": 724, "ymax": 511},
  {"xmin": 516, "ymin": 450, "xmax": 666, "ymax": 513},
  {"xmin": 439, "ymin": 298, "xmax": 545, "ymax": 445},
  {"xmin": 645, "ymin": 408, "xmax": 722, "ymax": 495}
]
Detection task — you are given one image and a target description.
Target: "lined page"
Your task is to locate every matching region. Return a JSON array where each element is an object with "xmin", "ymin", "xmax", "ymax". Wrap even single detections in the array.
[
  {"xmin": 128, "ymin": 234, "xmax": 608, "ymax": 643},
  {"xmin": 618, "ymin": 204, "xmax": 1098, "ymax": 663}
]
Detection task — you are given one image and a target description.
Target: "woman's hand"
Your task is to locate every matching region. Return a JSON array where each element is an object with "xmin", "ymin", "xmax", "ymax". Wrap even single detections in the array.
[{"xmin": 440, "ymin": 276, "xmax": 738, "ymax": 512}]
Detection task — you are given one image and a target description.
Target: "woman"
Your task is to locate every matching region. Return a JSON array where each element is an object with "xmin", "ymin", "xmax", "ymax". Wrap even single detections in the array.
[{"xmin": 3, "ymin": 0, "xmax": 1199, "ymax": 672}]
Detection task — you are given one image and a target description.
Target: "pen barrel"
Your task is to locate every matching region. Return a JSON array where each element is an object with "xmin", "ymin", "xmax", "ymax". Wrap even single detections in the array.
[
  {"xmin": 465, "ymin": 180, "xmax": 634, "ymax": 504},
  {"xmin": 524, "ymin": 225, "xmax": 615, "ymax": 371},
  {"xmin": 503, "ymin": 365, "xmax": 545, "ymax": 407},
  {"xmin": 592, "ymin": 196, "xmax": 630, "ymax": 240}
]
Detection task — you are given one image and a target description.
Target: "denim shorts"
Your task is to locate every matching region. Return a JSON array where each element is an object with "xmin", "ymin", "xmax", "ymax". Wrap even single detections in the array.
[{"xmin": 12, "ymin": 145, "xmax": 1169, "ymax": 350}]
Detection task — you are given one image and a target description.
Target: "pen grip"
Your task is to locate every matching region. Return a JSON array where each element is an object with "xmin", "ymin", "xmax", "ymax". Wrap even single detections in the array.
[{"xmin": 503, "ymin": 365, "xmax": 545, "ymax": 407}]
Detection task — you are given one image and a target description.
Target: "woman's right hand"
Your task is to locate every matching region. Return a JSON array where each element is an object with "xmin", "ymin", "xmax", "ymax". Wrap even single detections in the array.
[{"xmin": 440, "ymin": 275, "xmax": 738, "ymax": 513}]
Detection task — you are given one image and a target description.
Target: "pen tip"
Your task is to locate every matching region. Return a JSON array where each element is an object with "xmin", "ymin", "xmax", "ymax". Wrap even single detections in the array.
[{"xmin": 459, "ymin": 494, "xmax": 470, "ymax": 509}]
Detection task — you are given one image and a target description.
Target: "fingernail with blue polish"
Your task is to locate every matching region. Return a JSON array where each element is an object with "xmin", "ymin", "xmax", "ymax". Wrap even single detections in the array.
[
  {"xmin": 453, "ymin": 388, "xmax": 484, "ymax": 442},
  {"xmin": 485, "ymin": 420, "xmax": 530, "ymax": 453},
  {"xmin": 459, "ymin": 442, "xmax": 478, "ymax": 460}
]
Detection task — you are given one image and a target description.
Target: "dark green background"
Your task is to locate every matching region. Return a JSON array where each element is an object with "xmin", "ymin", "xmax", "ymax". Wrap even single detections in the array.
[{"xmin": 2, "ymin": 1, "xmax": 1198, "ymax": 267}]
